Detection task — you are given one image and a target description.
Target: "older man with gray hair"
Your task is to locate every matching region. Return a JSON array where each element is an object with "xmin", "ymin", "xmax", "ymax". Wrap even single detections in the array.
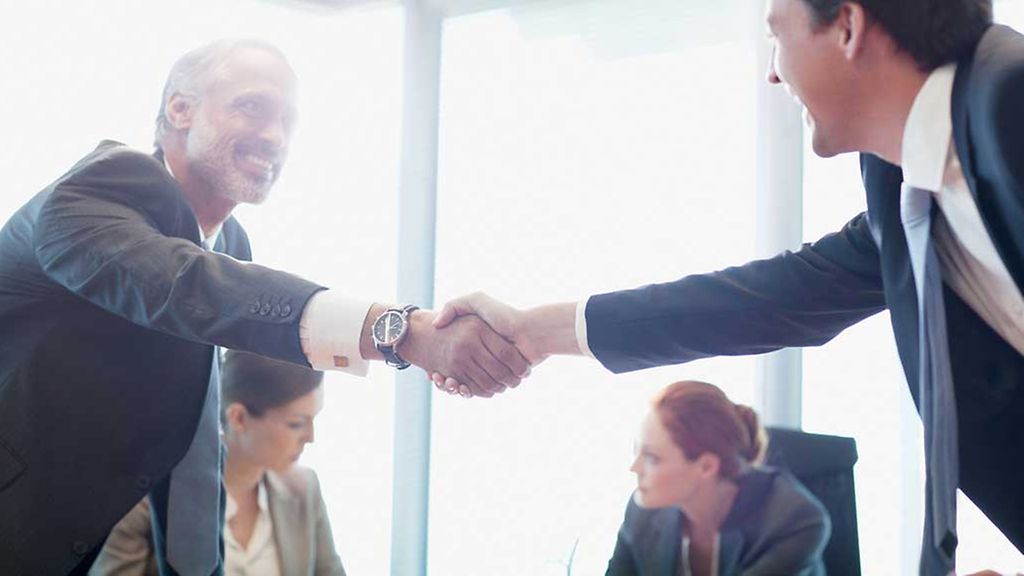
[{"xmin": 0, "ymin": 39, "xmax": 529, "ymax": 576}]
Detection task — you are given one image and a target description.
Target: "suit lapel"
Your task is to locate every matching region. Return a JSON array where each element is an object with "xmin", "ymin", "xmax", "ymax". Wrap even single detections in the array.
[
  {"xmin": 951, "ymin": 25, "xmax": 1024, "ymax": 295},
  {"xmin": 951, "ymin": 43, "xmax": 978, "ymax": 203},
  {"xmin": 717, "ymin": 530, "xmax": 744, "ymax": 575},
  {"xmin": 150, "ymin": 147, "xmax": 203, "ymax": 247},
  {"xmin": 266, "ymin": 472, "xmax": 309, "ymax": 576},
  {"xmin": 640, "ymin": 509, "xmax": 682, "ymax": 576},
  {"xmin": 862, "ymin": 154, "xmax": 923, "ymax": 407}
]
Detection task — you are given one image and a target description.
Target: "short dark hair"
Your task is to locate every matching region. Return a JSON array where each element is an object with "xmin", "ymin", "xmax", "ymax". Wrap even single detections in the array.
[
  {"xmin": 220, "ymin": 350, "xmax": 323, "ymax": 421},
  {"xmin": 802, "ymin": 0, "xmax": 992, "ymax": 70}
]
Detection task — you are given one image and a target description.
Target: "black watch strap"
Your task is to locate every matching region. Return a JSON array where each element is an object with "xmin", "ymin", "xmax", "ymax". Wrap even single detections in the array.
[{"xmin": 381, "ymin": 304, "xmax": 419, "ymax": 370}]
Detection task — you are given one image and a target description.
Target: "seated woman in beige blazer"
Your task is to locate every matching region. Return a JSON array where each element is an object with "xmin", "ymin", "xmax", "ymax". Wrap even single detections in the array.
[
  {"xmin": 606, "ymin": 381, "xmax": 830, "ymax": 576},
  {"xmin": 91, "ymin": 350, "xmax": 346, "ymax": 576}
]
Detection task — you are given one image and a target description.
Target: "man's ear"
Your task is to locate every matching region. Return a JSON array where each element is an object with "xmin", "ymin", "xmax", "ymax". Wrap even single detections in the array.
[
  {"xmin": 165, "ymin": 93, "xmax": 197, "ymax": 130},
  {"xmin": 836, "ymin": 1, "xmax": 869, "ymax": 61}
]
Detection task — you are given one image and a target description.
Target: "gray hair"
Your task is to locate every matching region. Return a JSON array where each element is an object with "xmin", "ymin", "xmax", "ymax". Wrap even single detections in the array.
[{"xmin": 154, "ymin": 39, "xmax": 290, "ymax": 147}]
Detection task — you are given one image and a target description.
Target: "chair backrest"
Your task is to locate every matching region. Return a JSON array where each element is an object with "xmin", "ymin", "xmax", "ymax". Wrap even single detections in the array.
[{"xmin": 765, "ymin": 427, "xmax": 861, "ymax": 576}]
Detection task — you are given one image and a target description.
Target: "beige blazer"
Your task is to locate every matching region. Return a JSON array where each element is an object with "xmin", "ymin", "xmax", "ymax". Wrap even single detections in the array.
[{"xmin": 89, "ymin": 466, "xmax": 346, "ymax": 576}]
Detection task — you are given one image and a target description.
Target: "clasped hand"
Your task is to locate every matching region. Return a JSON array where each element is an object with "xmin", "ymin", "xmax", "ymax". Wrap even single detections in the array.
[
  {"xmin": 424, "ymin": 293, "xmax": 544, "ymax": 398},
  {"xmin": 398, "ymin": 300, "xmax": 534, "ymax": 398}
]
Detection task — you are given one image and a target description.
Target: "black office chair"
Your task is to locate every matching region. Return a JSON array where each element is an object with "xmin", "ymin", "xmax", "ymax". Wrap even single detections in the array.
[{"xmin": 765, "ymin": 427, "xmax": 861, "ymax": 576}]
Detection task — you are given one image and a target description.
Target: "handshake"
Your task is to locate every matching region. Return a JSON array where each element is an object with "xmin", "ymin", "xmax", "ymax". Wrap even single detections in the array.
[{"xmin": 389, "ymin": 293, "xmax": 581, "ymax": 398}]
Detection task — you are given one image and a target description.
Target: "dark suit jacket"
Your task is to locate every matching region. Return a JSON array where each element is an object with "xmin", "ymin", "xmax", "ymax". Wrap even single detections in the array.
[
  {"xmin": 587, "ymin": 24, "xmax": 1024, "ymax": 553},
  {"xmin": 0, "ymin": 141, "xmax": 325, "ymax": 575},
  {"xmin": 606, "ymin": 468, "xmax": 830, "ymax": 576}
]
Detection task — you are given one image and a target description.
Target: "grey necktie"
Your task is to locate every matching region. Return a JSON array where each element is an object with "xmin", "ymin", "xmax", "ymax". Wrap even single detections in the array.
[
  {"xmin": 166, "ymin": 238, "xmax": 222, "ymax": 576},
  {"xmin": 901, "ymin": 184, "xmax": 958, "ymax": 575}
]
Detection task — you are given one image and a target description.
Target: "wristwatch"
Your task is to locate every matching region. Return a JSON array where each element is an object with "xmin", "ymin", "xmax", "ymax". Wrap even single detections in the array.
[{"xmin": 372, "ymin": 304, "xmax": 420, "ymax": 369}]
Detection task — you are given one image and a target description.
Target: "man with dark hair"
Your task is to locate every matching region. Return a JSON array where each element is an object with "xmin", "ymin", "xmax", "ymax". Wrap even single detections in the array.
[
  {"xmin": 800, "ymin": 0, "xmax": 991, "ymax": 70},
  {"xmin": 0, "ymin": 40, "xmax": 528, "ymax": 575},
  {"xmin": 433, "ymin": 0, "xmax": 1022, "ymax": 572}
]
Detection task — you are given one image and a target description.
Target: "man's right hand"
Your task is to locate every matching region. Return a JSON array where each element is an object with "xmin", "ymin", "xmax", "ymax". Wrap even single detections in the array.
[
  {"xmin": 429, "ymin": 293, "xmax": 582, "ymax": 397},
  {"xmin": 393, "ymin": 308, "xmax": 531, "ymax": 398}
]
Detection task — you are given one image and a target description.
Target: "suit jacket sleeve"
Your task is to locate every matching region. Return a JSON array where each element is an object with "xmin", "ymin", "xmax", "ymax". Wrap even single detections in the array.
[
  {"xmin": 586, "ymin": 212, "xmax": 886, "ymax": 373},
  {"xmin": 32, "ymin": 146, "xmax": 324, "ymax": 365}
]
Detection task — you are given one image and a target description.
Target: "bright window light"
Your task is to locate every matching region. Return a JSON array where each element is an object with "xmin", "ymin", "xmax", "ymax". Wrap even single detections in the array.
[{"xmin": 431, "ymin": 2, "xmax": 759, "ymax": 574}]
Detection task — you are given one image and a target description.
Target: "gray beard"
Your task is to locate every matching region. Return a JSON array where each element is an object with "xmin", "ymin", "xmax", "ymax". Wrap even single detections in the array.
[
  {"xmin": 186, "ymin": 124, "xmax": 272, "ymax": 205},
  {"xmin": 192, "ymin": 155, "xmax": 270, "ymax": 205}
]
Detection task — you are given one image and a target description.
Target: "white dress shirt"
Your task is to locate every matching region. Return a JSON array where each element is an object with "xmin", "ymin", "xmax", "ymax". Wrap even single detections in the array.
[
  {"xmin": 901, "ymin": 64, "xmax": 1024, "ymax": 357},
  {"xmin": 299, "ymin": 291, "xmax": 373, "ymax": 375},
  {"xmin": 679, "ymin": 533, "xmax": 720, "ymax": 576},
  {"xmin": 224, "ymin": 481, "xmax": 281, "ymax": 576},
  {"xmin": 575, "ymin": 64, "xmax": 1024, "ymax": 359}
]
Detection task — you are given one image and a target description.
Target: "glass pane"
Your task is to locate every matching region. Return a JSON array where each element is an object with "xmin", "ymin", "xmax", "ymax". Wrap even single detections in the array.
[
  {"xmin": 999, "ymin": 0, "xmax": 1024, "ymax": 29},
  {"xmin": 801, "ymin": 148, "xmax": 919, "ymax": 574},
  {"xmin": 1, "ymin": 2, "xmax": 403, "ymax": 574},
  {"xmin": 431, "ymin": 1, "xmax": 760, "ymax": 574}
]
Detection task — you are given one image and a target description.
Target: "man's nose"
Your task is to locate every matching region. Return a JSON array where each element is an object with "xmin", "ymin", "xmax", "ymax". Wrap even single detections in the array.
[
  {"xmin": 259, "ymin": 117, "xmax": 288, "ymax": 152},
  {"xmin": 766, "ymin": 46, "xmax": 781, "ymax": 84}
]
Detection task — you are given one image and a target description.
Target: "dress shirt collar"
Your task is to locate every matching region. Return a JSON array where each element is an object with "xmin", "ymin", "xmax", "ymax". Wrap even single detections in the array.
[
  {"xmin": 901, "ymin": 64, "xmax": 957, "ymax": 192},
  {"xmin": 225, "ymin": 477, "xmax": 271, "ymax": 522}
]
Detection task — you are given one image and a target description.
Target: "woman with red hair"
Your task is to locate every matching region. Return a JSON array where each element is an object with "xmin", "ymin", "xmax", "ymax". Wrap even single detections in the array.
[{"xmin": 606, "ymin": 380, "xmax": 829, "ymax": 576}]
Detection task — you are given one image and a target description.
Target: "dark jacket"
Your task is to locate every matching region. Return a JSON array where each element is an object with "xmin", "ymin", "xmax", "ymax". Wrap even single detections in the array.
[
  {"xmin": 606, "ymin": 468, "xmax": 830, "ymax": 576},
  {"xmin": 0, "ymin": 141, "xmax": 325, "ymax": 575}
]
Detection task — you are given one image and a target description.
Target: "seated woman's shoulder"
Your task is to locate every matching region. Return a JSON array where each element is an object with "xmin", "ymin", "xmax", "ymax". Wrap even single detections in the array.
[
  {"xmin": 758, "ymin": 468, "xmax": 831, "ymax": 539},
  {"xmin": 266, "ymin": 465, "xmax": 320, "ymax": 498},
  {"xmin": 620, "ymin": 493, "xmax": 682, "ymax": 536}
]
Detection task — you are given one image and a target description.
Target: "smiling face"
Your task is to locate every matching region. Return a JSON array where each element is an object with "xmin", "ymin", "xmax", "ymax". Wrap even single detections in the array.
[
  {"xmin": 629, "ymin": 410, "xmax": 720, "ymax": 510},
  {"xmin": 765, "ymin": 0, "xmax": 860, "ymax": 157},
  {"xmin": 229, "ymin": 386, "xmax": 323, "ymax": 473},
  {"xmin": 183, "ymin": 46, "xmax": 298, "ymax": 205}
]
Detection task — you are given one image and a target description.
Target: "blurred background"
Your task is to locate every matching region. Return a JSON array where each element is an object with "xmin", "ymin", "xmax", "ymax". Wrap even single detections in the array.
[{"xmin": 2, "ymin": 0, "xmax": 1022, "ymax": 573}]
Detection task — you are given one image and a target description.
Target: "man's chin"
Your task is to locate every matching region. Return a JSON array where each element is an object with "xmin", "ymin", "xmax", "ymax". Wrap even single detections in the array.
[
  {"xmin": 810, "ymin": 130, "xmax": 844, "ymax": 159},
  {"xmin": 227, "ymin": 184, "xmax": 273, "ymax": 205},
  {"xmin": 240, "ymin": 190, "xmax": 271, "ymax": 205}
]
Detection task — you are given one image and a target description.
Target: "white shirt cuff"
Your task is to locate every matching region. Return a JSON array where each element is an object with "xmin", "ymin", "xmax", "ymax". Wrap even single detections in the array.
[
  {"xmin": 575, "ymin": 297, "xmax": 595, "ymax": 359},
  {"xmin": 300, "ymin": 290, "xmax": 373, "ymax": 375}
]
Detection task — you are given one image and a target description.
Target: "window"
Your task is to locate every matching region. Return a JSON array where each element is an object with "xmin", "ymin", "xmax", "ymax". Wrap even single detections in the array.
[
  {"xmin": 430, "ymin": 2, "xmax": 761, "ymax": 573},
  {"xmin": 801, "ymin": 148, "xmax": 918, "ymax": 574}
]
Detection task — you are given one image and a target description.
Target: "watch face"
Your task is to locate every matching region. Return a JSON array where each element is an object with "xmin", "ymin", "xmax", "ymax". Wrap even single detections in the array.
[{"xmin": 373, "ymin": 310, "xmax": 406, "ymax": 345}]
